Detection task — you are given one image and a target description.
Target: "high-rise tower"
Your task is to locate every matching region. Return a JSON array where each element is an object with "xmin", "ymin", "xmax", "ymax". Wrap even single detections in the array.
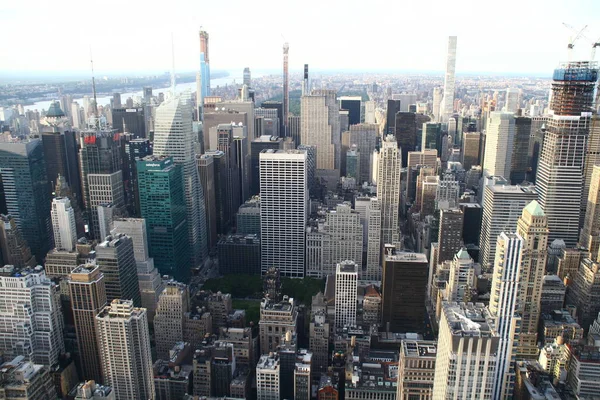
[
  {"xmin": 153, "ymin": 94, "xmax": 208, "ymax": 268},
  {"xmin": 440, "ymin": 36, "xmax": 457, "ymax": 122},
  {"xmin": 536, "ymin": 61, "xmax": 598, "ymax": 246},
  {"xmin": 283, "ymin": 42, "xmax": 289, "ymax": 136},
  {"xmin": 483, "ymin": 111, "xmax": 515, "ymax": 179},
  {"xmin": 51, "ymin": 197, "xmax": 77, "ymax": 251},
  {"xmin": 199, "ymin": 29, "xmax": 210, "ymax": 101},
  {"xmin": 96, "ymin": 299, "xmax": 154, "ymax": 400},
  {"xmin": 377, "ymin": 135, "xmax": 401, "ymax": 245},
  {"xmin": 259, "ymin": 149, "xmax": 307, "ymax": 277}
]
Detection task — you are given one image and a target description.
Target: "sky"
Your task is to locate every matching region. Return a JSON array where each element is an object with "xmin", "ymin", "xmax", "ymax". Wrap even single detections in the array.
[{"xmin": 0, "ymin": 0, "xmax": 599, "ymax": 77}]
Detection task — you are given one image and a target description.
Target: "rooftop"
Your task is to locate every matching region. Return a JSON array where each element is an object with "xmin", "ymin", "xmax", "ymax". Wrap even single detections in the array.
[
  {"xmin": 523, "ymin": 200, "xmax": 545, "ymax": 217},
  {"xmin": 401, "ymin": 340, "xmax": 437, "ymax": 359},
  {"xmin": 442, "ymin": 302, "xmax": 497, "ymax": 338},
  {"xmin": 257, "ymin": 354, "xmax": 279, "ymax": 370}
]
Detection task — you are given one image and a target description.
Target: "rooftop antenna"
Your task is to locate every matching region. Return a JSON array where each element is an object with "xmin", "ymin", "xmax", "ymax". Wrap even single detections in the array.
[
  {"xmin": 89, "ymin": 46, "xmax": 99, "ymax": 129},
  {"xmin": 171, "ymin": 33, "xmax": 176, "ymax": 95}
]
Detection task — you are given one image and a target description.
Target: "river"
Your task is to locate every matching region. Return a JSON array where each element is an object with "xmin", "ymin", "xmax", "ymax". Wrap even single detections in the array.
[{"xmin": 24, "ymin": 72, "xmax": 246, "ymax": 113}]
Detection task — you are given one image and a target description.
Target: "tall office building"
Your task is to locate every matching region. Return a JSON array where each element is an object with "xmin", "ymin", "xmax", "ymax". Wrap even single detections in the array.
[
  {"xmin": 365, "ymin": 198, "xmax": 382, "ymax": 281},
  {"xmin": 96, "ymin": 299, "xmax": 154, "ymax": 400},
  {"xmin": 199, "ymin": 29, "xmax": 211, "ymax": 102},
  {"xmin": 301, "ymin": 89, "xmax": 340, "ymax": 186},
  {"xmin": 381, "ymin": 248, "xmax": 428, "ymax": 333},
  {"xmin": 432, "ymin": 302, "xmax": 499, "ymax": 399},
  {"xmin": 447, "ymin": 248, "xmax": 476, "ymax": 302},
  {"xmin": 259, "ymin": 150, "xmax": 307, "ymax": 277},
  {"xmin": 510, "ymin": 117, "xmax": 532, "ymax": 184},
  {"xmin": 483, "ymin": 112, "xmax": 515, "ymax": 179},
  {"xmin": 536, "ymin": 61, "xmax": 598, "ymax": 246},
  {"xmin": 479, "ymin": 184, "xmax": 538, "ymax": 270},
  {"xmin": 515, "ymin": 201, "xmax": 549, "ymax": 358},
  {"xmin": 378, "ymin": 135, "xmax": 401, "ymax": 245},
  {"xmin": 385, "ymin": 99, "xmax": 401, "ymax": 135},
  {"xmin": 0, "ymin": 214, "xmax": 36, "ymax": 268},
  {"xmin": 0, "ymin": 139, "xmax": 52, "ymax": 261},
  {"xmin": 461, "ymin": 132, "xmax": 480, "ymax": 170},
  {"xmin": 112, "ymin": 107, "xmax": 146, "ymax": 138},
  {"xmin": 153, "ymin": 94, "xmax": 208, "ymax": 267},
  {"xmin": 580, "ymin": 164, "xmax": 600, "ymax": 259},
  {"xmin": 41, "ymin": 125, "xmax": 81, "ymax": 199},
  {"xmin": 339, "ymin": 96, "xmax": 361, "ymax": 125},
  {"xmin": 68, "ymin": 265, "xmax": 107, "ymax": 382},
  {"xmin": 504, "ymin": 88, "xmax": 520, "ymax": 113},
  {"xmin": 489, "ymin": 232, "xmax": 524, "ymax": 399},
  {"xmin": 112, "ymin": 218, "xmax": 163, "ymax": 322},
  {"xmin": 0, "ymin": 266, "xmax": 64, "ymax": 366},
  {"xmin": 51, "ymin": 197, "xmax": 77, "ymax": 251},
  {"xmin": 154, "ymin": 282, "xmax": 189, "ymax": 360},
  {"xmin": 582, "ymin": 115, "xmax": 600, "ymax": 220},
  {"xmin": 406, "ymin": 149, "xmax": 437, "ymax": 205},
  {"xmin": 95, "ymin": 233, "xmax": 141, "ymax": 306},
  {"xmin": 251, "ymin": 135, "xmax": 284, "ymax": 195},
  {"xmin": 196, "ymin": 154, "xmax": 217, "ymax": 248},
  {"xmin": 283, "ymin": 42, "xmax": 289, "ymax": 134},
  {"xmin": 137, "ymin": 156, "xmax": 189, "ymax": 281},
  {"xmin": 334, "ymin": 260, "xmax": 358, "ymax": 329},
  {"xmin": 394, "ymin": 112, "xmax": 417, "ymax": 166},
  {"xmin": 439, "ymin": 36, "xmax": 457, "ymax": 121},
  {"xmin": 437, "ymin": 208, "xmax": 464, "ymax": 265},
  {"xmin": 78, "ymin": 130, "xmax": 122, "ymax": 239},
  {"xmin": 349, "ymin": 124, "xmax": 378, "ymax": 184}
]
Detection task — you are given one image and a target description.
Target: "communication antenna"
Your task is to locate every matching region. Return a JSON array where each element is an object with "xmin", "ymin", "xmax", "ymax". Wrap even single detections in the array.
[{"xmin": 89, "ymin": 46, "xmax": 99, "ymax": 129}]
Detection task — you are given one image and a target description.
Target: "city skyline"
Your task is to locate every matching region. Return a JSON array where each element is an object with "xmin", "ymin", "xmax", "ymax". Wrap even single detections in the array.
[{"xmin": 1, "ymin": 0, "xmax": 598, "ymax": 76}]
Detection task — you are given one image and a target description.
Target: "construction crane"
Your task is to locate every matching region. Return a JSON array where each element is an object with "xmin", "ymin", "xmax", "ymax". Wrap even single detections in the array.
[{"xmin": 562, "ymin": 23, "xmax": 589, "ymax": 61}]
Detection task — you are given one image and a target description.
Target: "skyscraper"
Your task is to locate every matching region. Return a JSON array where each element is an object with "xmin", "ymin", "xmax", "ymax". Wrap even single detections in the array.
[
  {"xmin": 51, "ymin": 197, "xmax": 77, "ymax": 251},
  {"xmin": 489, "ymin": 232, "xmax": 524, "ymax": 399},
  {"xmin": 510, "ymin": 117, "xmax": 532, "ymax": 184},
  {"xmin": 536, "ymin": 61, "xmax": 598, "ymax": 246},
  {"xmin": 112, "ymin": 218, "xmax": 163, "ymax": 322},
  {"xmin": 580, "ymin": 165, "xmax": 600, "ymax": 259},
  {"xmin": 381, "ymin": 248, "xmax": 428, "ymax": 333},
  {"xmin": 69, "ymin": 265, "xmax": 107, "ymax": 382},
  {"xmin": 440, "ymin": 36, "xmax": 457, "ymax": 122},
  {"xmin": 283, "ymin": 42, "xmax": 289, "ymax": 135},
  {"xmin": 137, "ymin": 156, "xmax": 189, "ymax": 281},
  {"xmin": 349, "ymin": 124, "xmax": 378, "ymax": 184},
  {"xmin": 479, "ymin": 184, "xmax": 538, "ymax": 270},
  {"xmin": 199, "ymin": 29, "xmax": 211, "ymax": 101},
  {"xmin": 259, "ymin": 149, "xmax": 307, "ymax": 277},
  {"xmin": 96, "ymin": 299, "xmax": 154, "ymax": 400},
  {"xmin": 515, "ymin": 201, "xmax": 548, "ymax": 358},
  {"xmin": 437, "ymin": 208, "xmax": 464, "ymax": 265},
  {"xmin": 504, "ymin": 88, "xmax": 520, "ymax": 113},
  {"xmin": 154, "ymin": 281, "xmax": 189, "ymax": 360},
  {"xmin": 301, "ymin": 89, "xmax": 340, "ymax": 187},
  {"xmin": 339, "ymin": 96, "xmax": 361, "ymax": 126},
  {"xmin": 334, "ymin": 260, "xmax": 358, "ymax": 329},
  {"xmin": 0, "ymin": 139, "xmax": 52, "ymax": 261},
  {"xmin": 461, "ymin": 132, "xmax": 480, "ymax": 170},
  {"xmin": 95, "ymin": 233, "xmax": 141, "ymax": 306},
  {"xmin": 0, "ymin": 214, "xmax": 36, "ymax": 268},
  {"xmin": 0, "ymin": 266, "xmax": 64, "ymax": 366},
  {"xmin": 483, "ymin": 111, "xmax": 515, "ymax": 179},
  {"xmin": 197, "ymin": 154, "xmax": 218, "ymax": 248},
  {"xmin": 378, "ymin": 135, "xmax": 401, "ymax": 245},
  {"xmin": 153, "ymin": 94, "xmax": 208, "ymax": 267},
  {"xmin": 78, "ymin": 130, "xmax": 122, "ymax": 240},
  {"xmin": 432, "ymin": 302, "xmax": 499, "ymax": 399}
]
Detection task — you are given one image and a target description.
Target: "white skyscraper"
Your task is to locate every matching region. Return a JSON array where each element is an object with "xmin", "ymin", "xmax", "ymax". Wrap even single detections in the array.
[
  {"xmin": 51, "ymin": 197, "xmax": 77, "ymax": 251},
  {"xmin": 260, "ymin": 149, "xmax": 307, "ymax": 277},
  {"xmin": 153, "ymin": 94, "xmax": 208, "ymax": 267},
  {"xmin": 334, "ymin": 260, "xmax": 358, "ymax": 329},
  {"xmin": 111, "ymin": 218, "xmax": 163, "ymax": 323},
  {"xmin": 447, "ymin": 248, "xmax": 476, "ymax": 302},
  {"xmin": 365, "ymin": 198, "xmax": 382, "ymax": 281},
  {"xmin": 377, "ymin": 135, "xmax": 401, "ymax": 245},
  {"xmin": 0, "ymin": 266, "xmax": 65, "ymax": 366},
  {"xmin": 483, "ymin": 112, "xmax": 515, "ymax": 179},
  {"xmin": 96, "ymin": 299, "xmax": 154, "ymax": 400},
  {"xmin": 432, "ymin": 302, "xmax": 499, "ymax": 400},
  {"xmin": 489, "ymin": 232, "xmax": 524, "ymax": 400},
  {"xmin": 479, "ymin": 184, "xmax": 538, "ymax": 270},
  {"xmin": 504, "ymin": 88, "xmax": 520, "ymax": 113},
  {"xmin": 440, "ymin": 36, "xmax": 457, "ymax": 122},
  {"xmin": 301, "ymin": 89, "xmax": 340, "ymax": 187}
]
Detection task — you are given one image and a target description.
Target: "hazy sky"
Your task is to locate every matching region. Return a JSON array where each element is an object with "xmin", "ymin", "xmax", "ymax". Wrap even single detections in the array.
[{"xmin": 1, "ymin": 0, "xmax": 598, "ymax": 76}]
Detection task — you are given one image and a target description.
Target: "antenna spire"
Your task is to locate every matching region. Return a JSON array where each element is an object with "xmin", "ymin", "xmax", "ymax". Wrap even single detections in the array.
[
  {"xmin": 90, "ymin": 46, "xmax": 99, "ymax": 129},
  {"xmin": 171, "ymin": 33, "xmax": 176, "ymax": 95}
]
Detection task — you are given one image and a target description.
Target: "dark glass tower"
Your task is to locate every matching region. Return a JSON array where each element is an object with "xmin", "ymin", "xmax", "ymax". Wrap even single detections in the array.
[
  {"xmin": 0, "ymin": 139, "xmax": 52, "ymax": 260},
  {"xmin": 137, "ymin": 155, "xmax": 189, "ymax": 282}
]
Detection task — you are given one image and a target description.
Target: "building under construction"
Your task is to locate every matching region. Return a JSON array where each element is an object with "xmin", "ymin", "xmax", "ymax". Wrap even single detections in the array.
[{"xmin": 536, "ymin": 61, "xmax": 599, "ymax": 247}]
